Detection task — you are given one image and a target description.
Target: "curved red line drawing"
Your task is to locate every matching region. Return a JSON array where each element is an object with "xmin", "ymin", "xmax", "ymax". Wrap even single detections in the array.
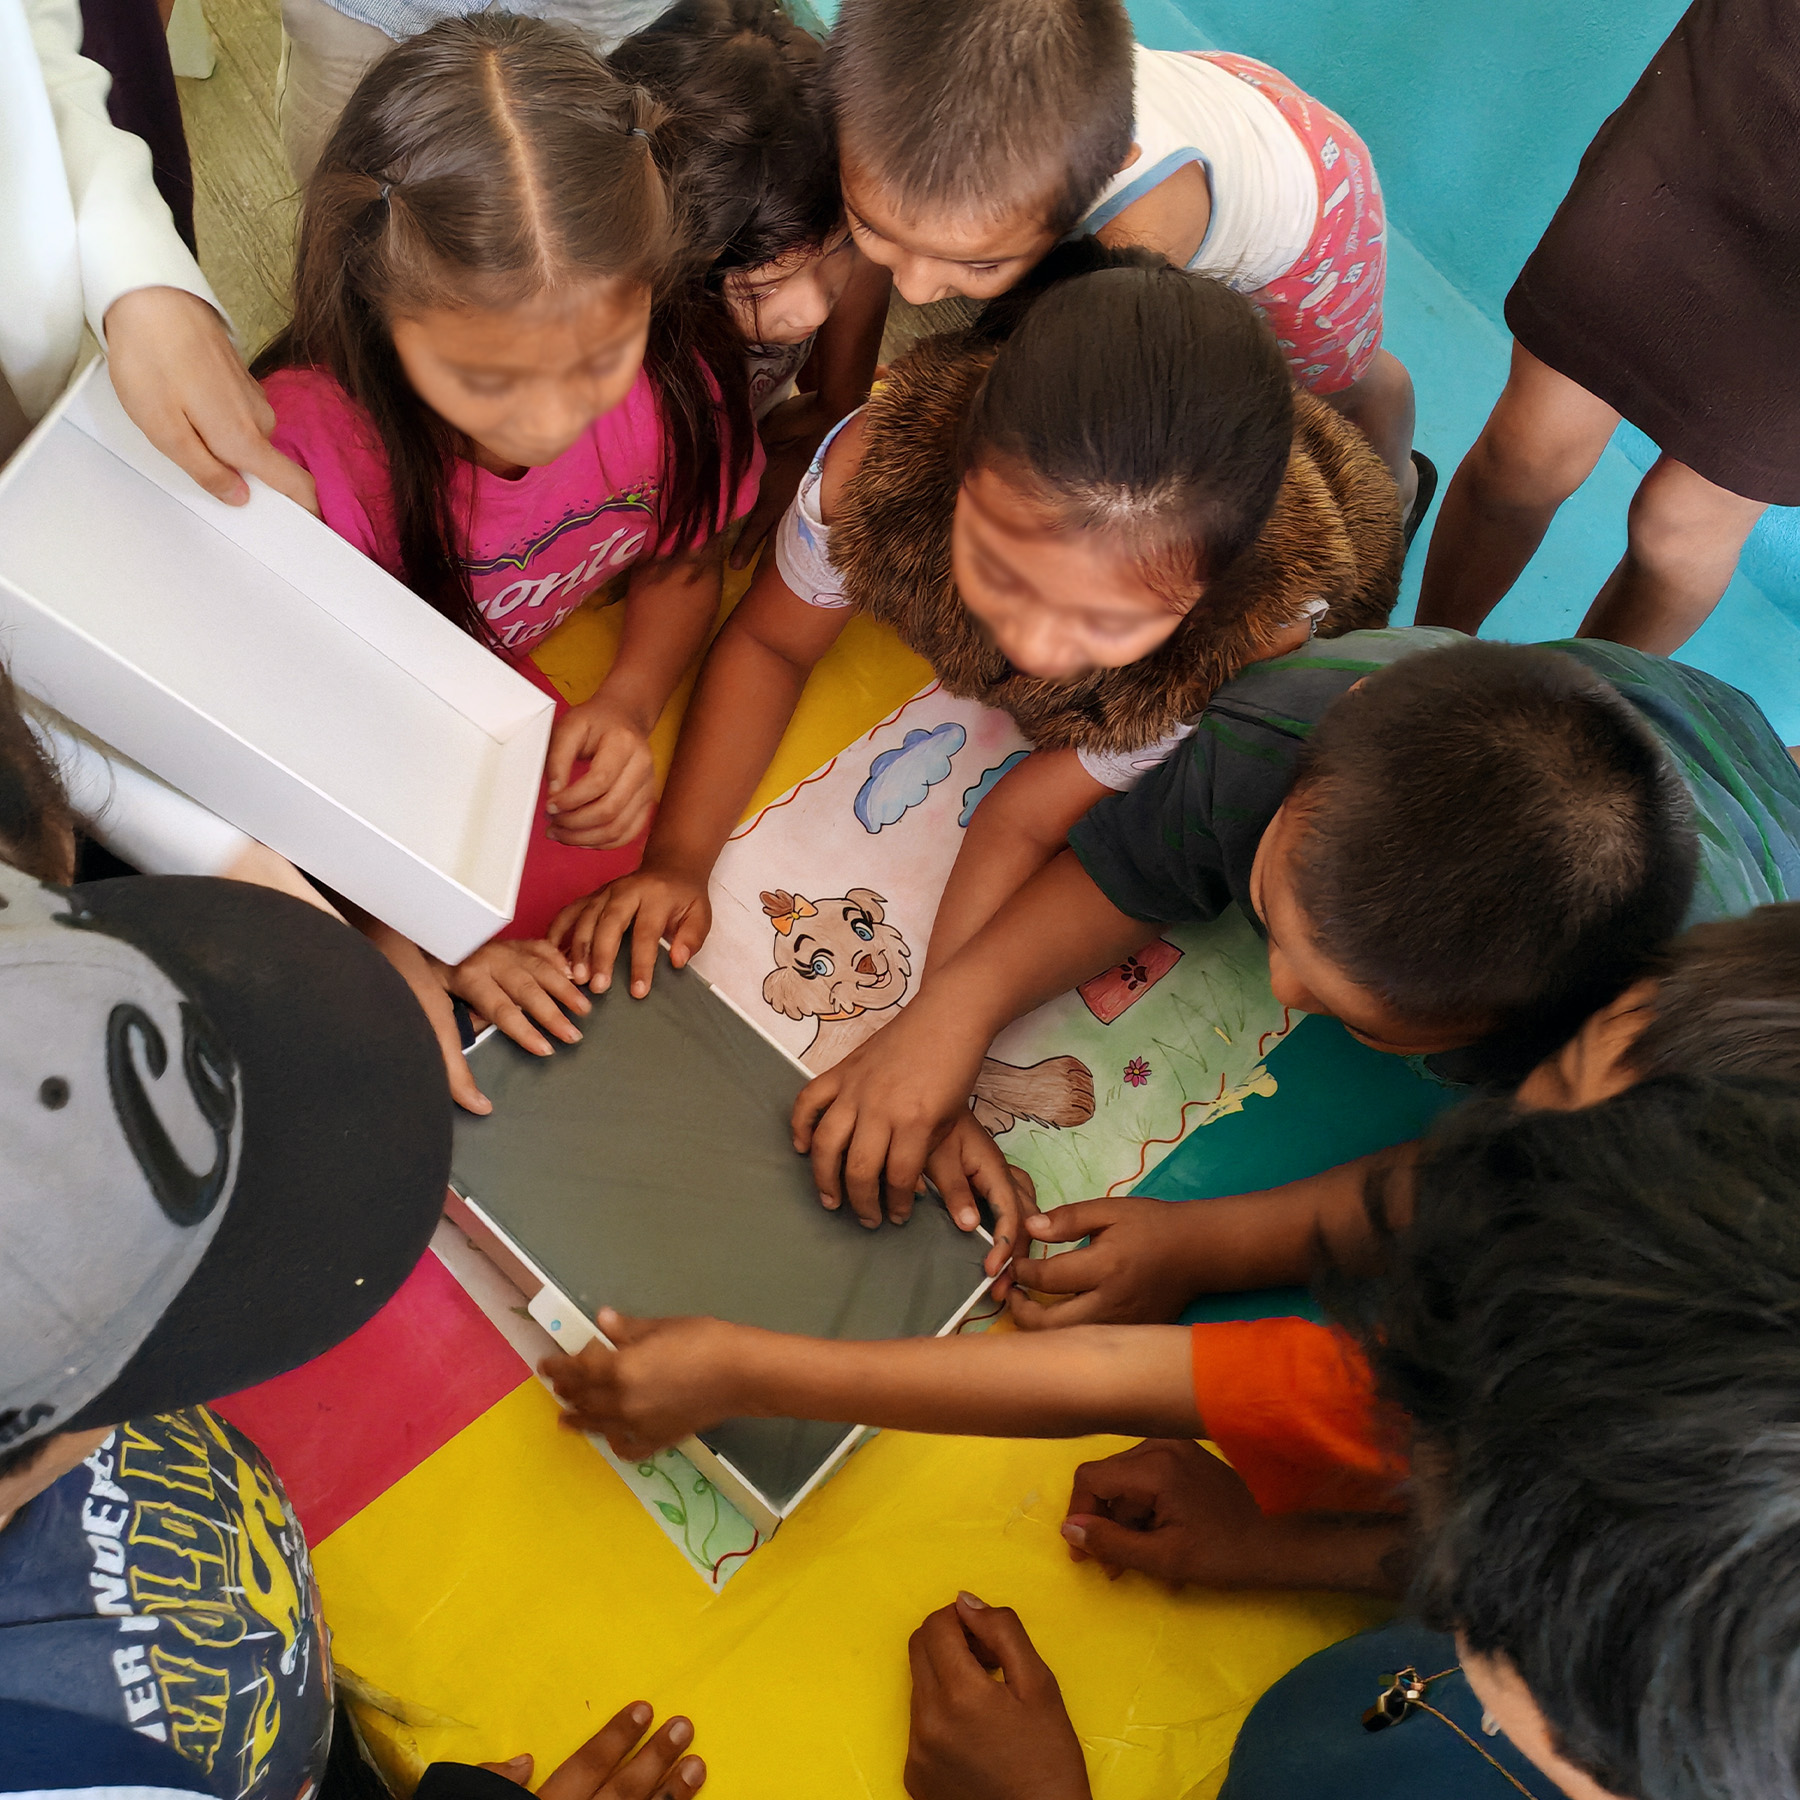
[
  {"xmin": 726, "ymin": 683, "xmax": 945, "ymax": 840},
  {"xmin": 1256, "ymin": 1007, "xmax": 1297, "ymax": 1059},
  {"xmin": 1104, "ymin": 1072, "xmax": 1229, "ymax": 1199},
  {"xmin": 711, "ymin": 1532, "xmax": 762, "ymax": 1581}
]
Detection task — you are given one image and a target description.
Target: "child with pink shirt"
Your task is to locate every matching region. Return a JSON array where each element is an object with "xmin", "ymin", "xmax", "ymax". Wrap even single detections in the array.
[{"xmin": 254, "ymin": 13, "xmax": 761, "ymax": 1111}]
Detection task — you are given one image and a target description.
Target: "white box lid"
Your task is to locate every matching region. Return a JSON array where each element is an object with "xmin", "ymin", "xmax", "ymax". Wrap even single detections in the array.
[{"xmin": 0, "ymin": 360, "xmax": 552, "ymax": 961}]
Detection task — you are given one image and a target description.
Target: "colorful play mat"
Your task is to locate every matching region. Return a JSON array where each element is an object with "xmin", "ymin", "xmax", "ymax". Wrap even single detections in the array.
[{"xmin": 216, "ymin": 570, "xmax": 1455, "ymax": 1798}]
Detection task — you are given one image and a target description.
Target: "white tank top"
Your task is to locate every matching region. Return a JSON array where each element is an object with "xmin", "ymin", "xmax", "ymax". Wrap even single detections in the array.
[{"xmin": 1079, "ymin": 47, "xmax": 1321, "ymax": 294}]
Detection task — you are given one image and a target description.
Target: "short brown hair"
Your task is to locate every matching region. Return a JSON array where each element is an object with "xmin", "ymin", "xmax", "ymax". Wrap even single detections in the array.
[
  {"xmin": 824, "ymin": 0, "xmax": 1134, "ymax": 233},
  {"xmin": 1631, "ymin": 902, "xmax": 1800, "ymax": 1084}
]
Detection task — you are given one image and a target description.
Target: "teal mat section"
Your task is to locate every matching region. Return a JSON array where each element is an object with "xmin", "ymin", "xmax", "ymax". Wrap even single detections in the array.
[{"xmin": 1130, "ymin": 1014, "xmax": 1463, "ymax": 1325}]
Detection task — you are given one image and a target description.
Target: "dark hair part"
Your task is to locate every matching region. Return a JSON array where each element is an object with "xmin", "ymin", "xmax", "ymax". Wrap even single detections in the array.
[
  {"xmin": 255, "ymin": 13, "xmax": 753, "ymax": 642},
  {"xmin": 955, "ymin": 240, "xmax": 1294, "ymax": 598},
  {"xmin": 1632, "ymin": 902, "xmax": 1800, "ymax": 1085},
  {"xmin": 824, "ymin": 0, "xmax": 1134, "ymax": 233},
  {"xmin": 0, "ymin": 666, "xmax": 77, "ymax": 884},
  {"xmin": 1289, "ymin": 640, "xmax": 1698, "ymax": 1080},
  {"xmin": 611, "ymin": 0, "xmax": 840, "ymax": 285},
  {"xmin": 1347, "ymin": 1079, "xmax": 1800, "ymax": 1800}
]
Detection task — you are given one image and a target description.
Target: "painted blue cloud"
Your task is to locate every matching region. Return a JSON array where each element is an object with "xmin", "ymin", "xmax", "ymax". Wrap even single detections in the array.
[
  {"xmin": 855, "ymin": 722, "xmax": 966, "ymax": 833},
  {"xmin": 959, "ymin": 751, "xmax": 1030, "ymax": 827}
]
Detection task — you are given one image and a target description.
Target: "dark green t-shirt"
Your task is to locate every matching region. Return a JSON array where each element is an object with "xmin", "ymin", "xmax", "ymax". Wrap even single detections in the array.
[{"xmin": 1068, "ymin": 628, "xmax": 1800, "ymax": 929}]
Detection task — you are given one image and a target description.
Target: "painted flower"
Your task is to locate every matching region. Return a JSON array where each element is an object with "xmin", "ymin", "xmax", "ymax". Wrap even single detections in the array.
[{"xmin": 1123, "ymin": 1057, "xmax": 1152, "ymax": 1088}]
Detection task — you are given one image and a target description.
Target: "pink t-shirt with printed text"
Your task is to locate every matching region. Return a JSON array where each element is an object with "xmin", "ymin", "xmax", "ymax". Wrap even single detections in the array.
[{"xmin": 264, "ymin": 365, "xmax": 761, "ymax": 653}]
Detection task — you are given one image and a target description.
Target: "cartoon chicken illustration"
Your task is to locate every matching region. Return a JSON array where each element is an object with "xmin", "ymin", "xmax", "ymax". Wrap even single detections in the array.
[{"xmin": 760, "ymin": 887, "xmax": 1094, "ymax": 1135}]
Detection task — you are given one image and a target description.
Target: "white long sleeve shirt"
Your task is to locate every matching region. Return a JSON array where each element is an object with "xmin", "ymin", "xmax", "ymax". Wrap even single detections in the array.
[{"xmin": 0, "ymin": 0, "xmax": 220, "ymax": 424}]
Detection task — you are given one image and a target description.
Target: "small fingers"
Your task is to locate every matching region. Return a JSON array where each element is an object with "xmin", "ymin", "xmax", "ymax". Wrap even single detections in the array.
[
  {"xmin": 1006, "ymin": 1283, "xmax": 1106, "ymax": 1332},
  {"xmin": 1024, "ymin": 1198, "xmax": 1107, "ymax": 1245},
  {"xmin": 497, "ymin": 964, "xmax": 583, "ymax": 1046},
  {"xmin": 600, "ymin": 1716, "xmax": 701, "ymax": 1800},
  {"xmin": 535, "ymin": 1702, "xmax": 653, "ymax": 1800},
  {"xmin": 168, "ymin": 421, "xmax": 250, "ymax": 504},
  {"xmin": 627, "ymin": 915, "xmax": 665, "ymax": 999},
  {"xmin": 232, "ymin": 434, "xmax": 319, "ymax": 514},
  {"xmin": 929, "ymin": 1158, "xmax": 980, "ymax": 1235},
  {"xmin": 791, "ymin": 1074, "xmax": 836, "ymax": 1155}
]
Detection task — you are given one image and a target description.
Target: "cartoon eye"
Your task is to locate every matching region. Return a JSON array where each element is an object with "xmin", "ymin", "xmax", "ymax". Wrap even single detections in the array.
[
  {"xmin": 807, "ymin": 951, "xmax": 835, "ymax": 977},
  {"xmin": 850, "ymin": 919, "xmax": 874, "ymax": 942}
]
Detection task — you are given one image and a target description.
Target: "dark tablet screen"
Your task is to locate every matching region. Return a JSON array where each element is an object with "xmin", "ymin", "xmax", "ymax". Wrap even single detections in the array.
[{"xmin": 450, "ymin": 944, "xmax": 990, "ymax": 1511}]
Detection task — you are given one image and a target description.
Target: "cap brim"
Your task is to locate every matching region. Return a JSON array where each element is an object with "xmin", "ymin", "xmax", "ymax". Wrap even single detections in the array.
[{"xmin": 63, "ymin": 877, "xmax": 451, "ymax": 1431}]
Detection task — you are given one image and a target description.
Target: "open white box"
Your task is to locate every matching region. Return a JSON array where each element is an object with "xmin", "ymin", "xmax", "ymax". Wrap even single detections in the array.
[{"xmin": 0, "ymin": 360, "xmax": 553, "ymax": 961}]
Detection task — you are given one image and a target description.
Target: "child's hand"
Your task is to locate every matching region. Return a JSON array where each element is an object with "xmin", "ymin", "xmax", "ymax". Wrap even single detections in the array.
[
  {"xmin": 446, "ymin": 939, "xmax": 591, "ymax": 1058},
  {"xmin": 549, "ymin": 863, "xmax": 713, "ymax": 995},
  {"xmin": 1061, "ymin": 1439, "xmax": 1270, "ymax": 1588},
  {"xmin": 540, "ymin": 1308, "xmax": 741, "ymax": 1460},
  {"xmin": 545, "ymin": 698, "xmax": 656, "ymax": 849},
  {"xmin": 479, "ymin": 1701, "xmax": 704, "ymax": 1800},
  {"xmin": 922, "ymin": 1117, "xmax": 1041, "ymax": 1294},
  {"xmin": 350, "ymin": 913, "xmax": 492, "ymax": 1115},
  {"xmin": 904, "ymin": 1594, "xmax": 1091, "ymax": 1800},
  {"xmin": 792, "ymin": 999, "xmax": 989, "ymax": 1228},
  {"xmin": 1007, "ymin": 1197, "xmax": 1204, "ymax": 1330}
]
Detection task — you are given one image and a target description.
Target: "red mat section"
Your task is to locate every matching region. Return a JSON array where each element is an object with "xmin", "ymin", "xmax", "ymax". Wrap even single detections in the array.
[
  {"xmin": 500, "ymin": 654, "xmax": 648, "ymax": 943},
  {"xmin": 214, "ymin": 1249, "xmax": 529, "ymax": 1543}
]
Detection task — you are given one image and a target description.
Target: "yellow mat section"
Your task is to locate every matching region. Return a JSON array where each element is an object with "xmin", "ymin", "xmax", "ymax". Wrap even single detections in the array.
[
  {"xmin": 527, "ymin": 558, "xmax": 934, "ymax": 824},
  {"xmin": 317, "ymin": 1379, "xmax": 1381, "ymax": 1798}
]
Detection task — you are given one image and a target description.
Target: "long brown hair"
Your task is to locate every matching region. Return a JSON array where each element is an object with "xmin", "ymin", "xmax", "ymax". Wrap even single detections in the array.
[{"xmin": 255, "ymin": 13, "xmax": 754, "ymax": 642}]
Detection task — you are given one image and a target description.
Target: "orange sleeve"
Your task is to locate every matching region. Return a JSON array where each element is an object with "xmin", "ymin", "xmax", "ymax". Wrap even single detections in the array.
[{"xmin": 1190, "ymin": 1318, "xmax": 1409, "ymax": 1517}]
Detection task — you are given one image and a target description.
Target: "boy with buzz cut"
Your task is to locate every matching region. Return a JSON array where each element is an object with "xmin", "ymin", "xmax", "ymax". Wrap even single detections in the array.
[
  {"xmin": 791, "ymin": 630, "xmax": 1800, "ymax": 1227},
  {"xmin": 825, "ymin": 0, "xmax": 1426, "ymax": 521}
]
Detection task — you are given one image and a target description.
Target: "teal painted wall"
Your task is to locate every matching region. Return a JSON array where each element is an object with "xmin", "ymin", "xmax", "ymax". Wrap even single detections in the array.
[{"xmin": 1161, "ymin": 0, "xmax": 1686, "ymax": 323}]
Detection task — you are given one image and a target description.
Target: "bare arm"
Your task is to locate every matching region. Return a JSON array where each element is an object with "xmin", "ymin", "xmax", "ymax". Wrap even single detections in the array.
[
  {"xmin": 792, "ymin": 849, "xmax": 1160, "ymax": 1221},
  {"xmin": 544, "ymin": 545, "xmax": 729, "ymax": 849},
  {"xmin": 543, "ymin": 1310, "xmax": 1201, "ymax": 1457},
  {"xmin": 811, "ymin": 249, "xmax": 891, "ymax": 418},
  {"xmin": 1007, "ymin": 1143, "xmax": 1418, "ymax": 1332},
  {"xmin": 926, "ymin": 750, "xmax": 1110, "ymax": 973}
]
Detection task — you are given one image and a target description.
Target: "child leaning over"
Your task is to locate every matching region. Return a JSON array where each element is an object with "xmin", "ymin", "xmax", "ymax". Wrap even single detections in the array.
[
  {"xmin": 795, "ymin": 632, "xmax": 1800, "ymax": 1220},
  {"xmin": 826, "ymin": 0, "xmax": 1424, "ymax": 519},
  {"xmin": 255, "ymin": 15, "xmax": 762, "ymax": 1109},
  {"xmin": 610, "ymin": 0, "xmax": 891, "ymax": 561}
]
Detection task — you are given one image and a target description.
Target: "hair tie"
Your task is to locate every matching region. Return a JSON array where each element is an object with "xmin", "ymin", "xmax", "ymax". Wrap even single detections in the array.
[
  {"xmin": 627, "ymin": 126, "xmax": 651, "ymax": 140},
  {"xmin": 378, "ymin": 182, "xmax": 392, "ymax": 204}
]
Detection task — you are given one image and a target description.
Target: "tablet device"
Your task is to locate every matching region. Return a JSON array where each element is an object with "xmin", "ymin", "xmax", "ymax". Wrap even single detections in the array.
[{"xmin": 450, "ymin": 941, "xmax": 993, "ymax": 1532}]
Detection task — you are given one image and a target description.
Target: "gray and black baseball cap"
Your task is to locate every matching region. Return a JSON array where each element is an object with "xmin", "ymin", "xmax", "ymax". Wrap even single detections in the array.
[{"xmin": 0, "ymin": 867, "xmax": 451, "ymax": 1453}]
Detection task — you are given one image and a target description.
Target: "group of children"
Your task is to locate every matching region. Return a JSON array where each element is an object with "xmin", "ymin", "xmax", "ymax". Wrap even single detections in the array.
[{"xmin": 14, "ymin": 0, "xmax": 1800, "ymax": 1793}]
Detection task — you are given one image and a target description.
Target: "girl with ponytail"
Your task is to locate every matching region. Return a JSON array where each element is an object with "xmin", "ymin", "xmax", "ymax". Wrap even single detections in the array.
[{"xmin": 255, "ymin": 13, "xmax": 761, "ymax": 1105}]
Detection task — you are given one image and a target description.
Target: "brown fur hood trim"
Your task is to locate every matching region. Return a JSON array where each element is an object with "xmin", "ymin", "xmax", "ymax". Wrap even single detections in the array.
[{"xmin": 831, "ymin": 333, "xmax": 1404, "ymax": 754}]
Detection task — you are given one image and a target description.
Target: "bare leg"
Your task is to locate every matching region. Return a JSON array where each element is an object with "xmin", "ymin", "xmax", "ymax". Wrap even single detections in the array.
[
  {"xmin": 1326, "ymin": 348, "xmax": 1417, "ymax": 509},
  {"xmin": 1415, "ymin": 343, "xmax": 1620, "ymax": 632},
  {"xmin": 1578, "ymin": 456, "xmax": 1767, "ymax": 654}
]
